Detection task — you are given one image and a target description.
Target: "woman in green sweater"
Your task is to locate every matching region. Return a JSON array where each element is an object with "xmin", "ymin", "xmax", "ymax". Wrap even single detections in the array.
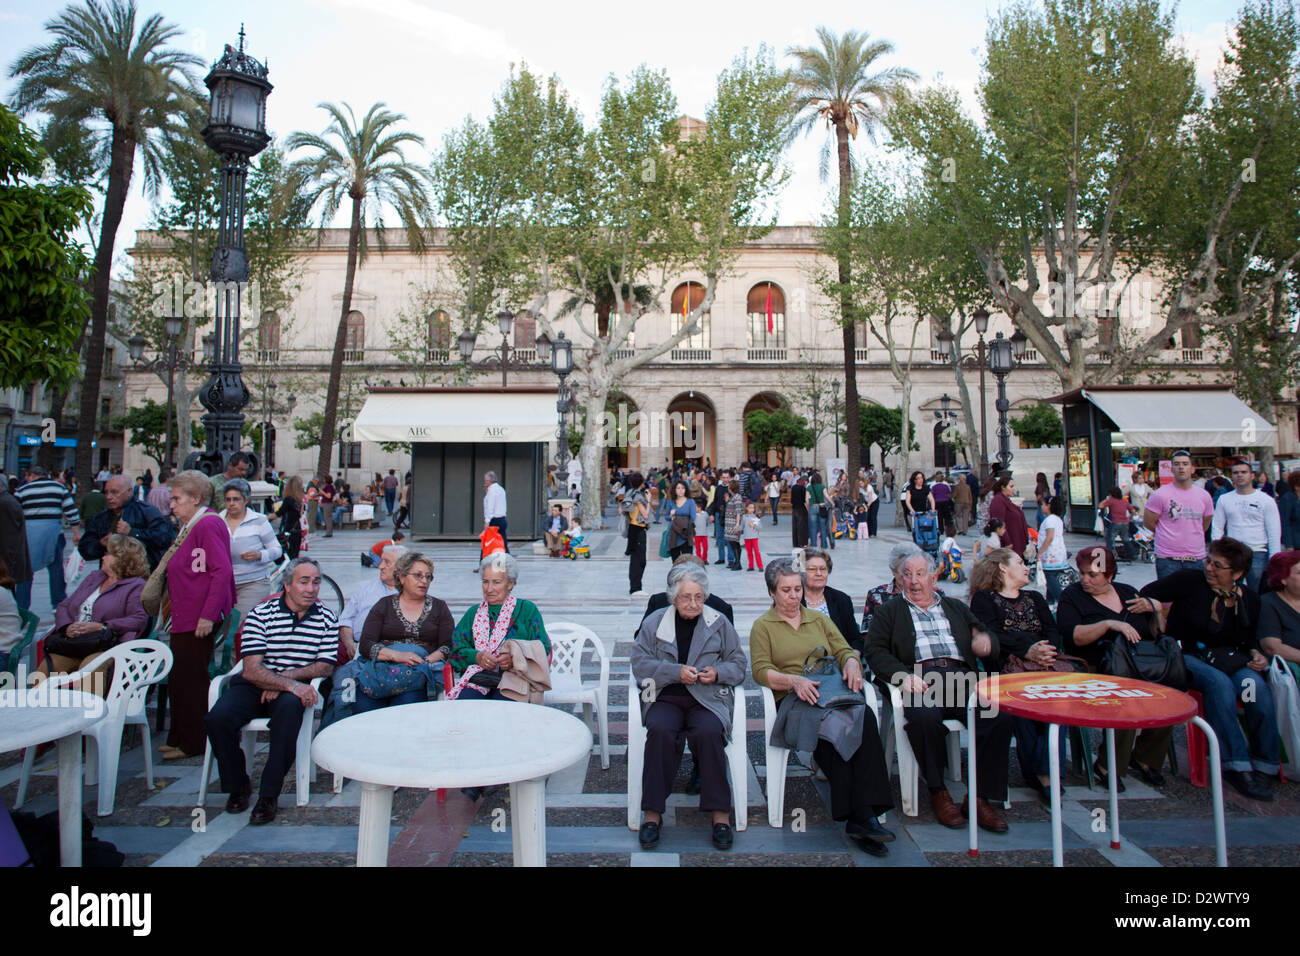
[
  {"xmin": 751, "ymin": 556, "xmax": 894, "ymax": 855},
  {"xmin": 447, "ymin": 551, "xmax": 550, "ymax": 701}
]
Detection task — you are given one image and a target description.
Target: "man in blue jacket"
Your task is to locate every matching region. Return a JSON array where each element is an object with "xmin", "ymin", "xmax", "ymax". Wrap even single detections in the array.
[{"xmin": 79, "ymin": 474, "xmax": 174, "ymax": 570}]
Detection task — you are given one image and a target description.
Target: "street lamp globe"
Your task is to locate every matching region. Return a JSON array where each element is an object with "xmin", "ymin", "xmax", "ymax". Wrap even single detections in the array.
[
  {"xmin": 201, "ymin": 27, "xmax": 272, "ymax": 158},
  {"xmin": 973, "ymin": 306, "xmax": 990, "ymax": 335},
  {"xmin": 457, "ymin": 329, "xmax": 477, "ymax": 362},
  {"xmin": 989, "ymin": 331, "xmax": 1014, "ymax": 373},
  {"xmin": 535, "ymin": 331, "xmax": 552, "ymax": 365},
  {"xmin": 163, "ymin": 315, "xmax": 183, "ymax": 339},
  {"xmin": 496, "ymin": 309, "xmax": 515, "ymax": 338},
  {"xmin": 551, "ymin": 331, "xmax": 573, "ymax": 377},
  {"xmin": 128, "ymin": 334, "xmax": 147, "ymax": 363},
  {"xmin": 1010, "ymin": 329, "xmax": 1029, "ymax": 359},
  {"xmin": 940, "ymin": 392, "xmax": 952, "ymax": 416},
  {"xmin": 202, "ymin": 333, "xmax": 216, "ymax": 362}
]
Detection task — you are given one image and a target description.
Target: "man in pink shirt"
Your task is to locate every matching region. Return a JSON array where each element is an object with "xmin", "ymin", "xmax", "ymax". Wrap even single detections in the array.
[{"xmin": 1143, "ymin": 450, "xmax": 1214, "ymax": 578}]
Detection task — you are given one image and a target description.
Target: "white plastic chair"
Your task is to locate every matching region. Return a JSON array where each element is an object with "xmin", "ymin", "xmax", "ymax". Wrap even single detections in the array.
[
  {"xmin": 542, "ymin": 622, "xmax": 611, "ymax": 769},
  {"xmin": 888, "ymin": 683, "xmax": 965, "ymax": 817},
  {"xmin": 198, "ymin": 661, "xmax": 324, "ymax": 808},
  {"xmin": 760, "ymin": 680, "xmax": 886, "ymax": 828},
  {"xmin": 16, "ymin": 640, "xmax": 173, "ymax": 816},
  {"xmin": 626, "ymin": 672, "xmax": 748, "ymax": 831}
]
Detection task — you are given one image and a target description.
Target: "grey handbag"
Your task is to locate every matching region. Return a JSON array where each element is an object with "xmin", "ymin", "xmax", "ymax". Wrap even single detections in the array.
[{"xmin": 803, "ymin": 646, "xmax": 864, "ymax": 710}]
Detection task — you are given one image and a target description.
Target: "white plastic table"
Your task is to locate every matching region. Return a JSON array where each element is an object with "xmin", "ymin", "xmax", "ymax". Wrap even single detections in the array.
[
  {"xmin": 0, "ymin": 689, "xmax": 105, "ymax": 866},
  {"xmin": 311, "ymin": 700, "xmax": 592, "ymax": 867}
]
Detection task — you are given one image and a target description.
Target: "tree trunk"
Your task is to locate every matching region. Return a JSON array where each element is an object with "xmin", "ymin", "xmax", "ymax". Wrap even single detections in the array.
[
  {"xmin": 316, "ymin": 194, "xmax": 363, "ymax": 482},
  {"xmin": 896, "ymin": 378, "xmax": 913, "ymax": 525},
  {"xmin": 75, "ymin": 127, "xmax": 134, "ymax": 500},
  {"xmin": 578, "ymin": 369, "xmax": 613, "ymax": 530},
  {"xmin": 835, "ymin": 121, "xmax": 861, "ymax": 499},
  {"xmin": 947, "ymin": 336, "xmax": 981, "ymax": 470}
]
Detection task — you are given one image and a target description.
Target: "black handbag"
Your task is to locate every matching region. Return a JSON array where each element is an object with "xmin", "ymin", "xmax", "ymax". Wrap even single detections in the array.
[
  {"xmin": 1102, "ymin": 635, "xmax": 1189, "ymax": 691},
  {"xmin": 802, "ymin": 646, "xmax": 864, "ymax": 710},
  {"xmin": 1198, "ymin": 645, "xmax": 1251, "ymax": 677},
  {"xmin": 44, "ymin": 624, "xmax": 118, "ymax": 660}
]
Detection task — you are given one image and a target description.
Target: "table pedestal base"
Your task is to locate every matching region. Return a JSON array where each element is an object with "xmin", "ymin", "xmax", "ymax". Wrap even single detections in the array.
[
  {"xmin": 357, "ymin": 782, "xmax": 394, "ymax": 867},
  {"xmin": 509, "ymin": 777, "xmax": 547, "ymax": 867},
  {"xmin": 57, "ymin": 734, "xmax": 82, "ymax": 867}
]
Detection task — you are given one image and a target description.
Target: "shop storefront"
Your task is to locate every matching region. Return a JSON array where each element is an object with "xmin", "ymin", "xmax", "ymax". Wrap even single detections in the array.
[
  {"xmin": 352, "ymin": 388, "xmax": 557, "ymax": 541},
  {"xmin": 1052, "ymin": 386, "xmax": 1277, "ymax": 534}
]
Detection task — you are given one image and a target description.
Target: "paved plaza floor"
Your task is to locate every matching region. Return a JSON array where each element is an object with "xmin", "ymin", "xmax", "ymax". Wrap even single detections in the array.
[{"xmin": 6, "ymin": 504, "xmax": 1299, "ymax": 867}]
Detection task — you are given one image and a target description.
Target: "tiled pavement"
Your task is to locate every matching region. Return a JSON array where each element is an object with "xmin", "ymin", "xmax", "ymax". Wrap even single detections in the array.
[{"xmin": 8, "ymin": 505, "xmax": 1300, "ymax": 866}]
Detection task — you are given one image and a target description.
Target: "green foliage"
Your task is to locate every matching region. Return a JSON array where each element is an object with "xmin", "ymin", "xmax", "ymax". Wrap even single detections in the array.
[
  {"xmin": 745, "ymin": 407, "xmax": 816, "ymax": 466},
  {"xmin": 0, "ymin": 105, "xmax": 92, "ymax": 388},
  {"xmin": 857, "ymin": 404, "xmax": 918, "ymax": 461},
  {"xmin": 1010, "ymin": 404, "xmax": 1064, "ymax": 449},
  {"xmin": 293, "ymin": 412, "xmax": 330, "ymax": 451}
]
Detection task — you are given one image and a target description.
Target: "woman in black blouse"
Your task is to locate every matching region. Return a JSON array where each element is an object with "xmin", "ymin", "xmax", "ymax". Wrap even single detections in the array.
[
  {"xmin": 969, "ymin": 548, "xmax": 1065, "ymax": 802},
  {"xmin": 1056, "ymin": 546, "xmax": 1168, "ymax": 789},
  {"xmin": 799, "ymin": 547, "xmax": 862, "ymax": 652},
  {"xmin": 903, "ymin": 471, "xmax": 935, "ymax": 534},
  {"xmin": 355, "ymin": 551, "xmax": 454, "ymax": 712},
  {"xmin": 1137, "ymin": 537, "xmax": 1279, "ymax": 801}
]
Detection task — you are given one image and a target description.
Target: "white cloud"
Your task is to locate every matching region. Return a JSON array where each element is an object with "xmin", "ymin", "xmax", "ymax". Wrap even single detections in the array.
[
  {"xmin": 307, "ymin": 0, "xmax": 519, "ymax": 64},
  {"xmin": 1176, "ymin": 20, "xmax": 1233, "ymax": 98}
]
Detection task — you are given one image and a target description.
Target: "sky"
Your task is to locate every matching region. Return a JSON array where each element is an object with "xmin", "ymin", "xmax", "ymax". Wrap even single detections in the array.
[{"xmin": 0, "ymin": 0, "xmax": 1247, "ymax": 278}]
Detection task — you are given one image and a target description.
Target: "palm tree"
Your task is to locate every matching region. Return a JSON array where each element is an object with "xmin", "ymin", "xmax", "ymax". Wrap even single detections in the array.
[
  {"xmin": 9, "ymin": 0, "xmax": 202, "ymax": 495},
  {"xmin": 287, "ymin": 102, "xmax": 434, "ymax": 482},
  {"xmin": 789, "ymin": 27, "xmax": 916, "ymax": 497}
]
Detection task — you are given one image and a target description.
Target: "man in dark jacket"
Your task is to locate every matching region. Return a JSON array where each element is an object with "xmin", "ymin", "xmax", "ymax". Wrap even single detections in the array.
[
  {"xmin": 866, "ymin": 550, "xmax": 1013, "ymax": 833},
  {"xmin": 0, "ymin": 482, "xmax": 31, "ymax": 588},
  {"xmin": 79, "ymin": 474, "xmax": 174, "ymax": 569}
]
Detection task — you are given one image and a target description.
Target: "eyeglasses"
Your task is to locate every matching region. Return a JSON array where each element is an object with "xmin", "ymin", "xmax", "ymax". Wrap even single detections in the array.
[
  {"xmin": 1205, "ymin": 560, "xmax": 1234, "ymax": 571},
  {"xmin": 405, "ymin": 572, "xmax": 433, "ymax": 582},
  {"xmin": 674, "ymin": 593, "xmax": 706, "ymax": 605}
]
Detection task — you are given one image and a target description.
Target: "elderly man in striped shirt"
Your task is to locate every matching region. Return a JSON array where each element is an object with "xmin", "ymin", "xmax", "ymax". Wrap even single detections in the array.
[
  {"xmin": 14, "ymin": 466, "xmax": 81, "ymax": 611},
  {"xmin": 205, "ymin": 557, "xmax": 339, "ymax": 825}
]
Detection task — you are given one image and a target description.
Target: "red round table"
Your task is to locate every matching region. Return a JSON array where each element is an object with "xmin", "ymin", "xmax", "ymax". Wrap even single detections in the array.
[{"xmin": 965, "ymin": 672, "xmax": 1226, "ymax": 866}]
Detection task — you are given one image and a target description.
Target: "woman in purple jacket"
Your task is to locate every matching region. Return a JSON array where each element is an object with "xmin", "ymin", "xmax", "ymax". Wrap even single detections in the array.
[
  {"xmin": 40, "ymin": 534, "xmax": 149, "ymax": 694},
  {"xmin": 161, "ymin": 470, "xmax": 236, "ymax": 759}
]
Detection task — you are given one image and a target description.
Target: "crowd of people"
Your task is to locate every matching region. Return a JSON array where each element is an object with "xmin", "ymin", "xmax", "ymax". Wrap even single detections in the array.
[{"xmin": 4, "ymin": 449, "xmax": 1300, "ymax": 851}]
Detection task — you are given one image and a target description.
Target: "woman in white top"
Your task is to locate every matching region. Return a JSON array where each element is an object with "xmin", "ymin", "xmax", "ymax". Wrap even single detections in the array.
[
  {"xmin": 1037, "ymin": 496, "xmax": 1069, "ymax": 604},
  {"xmin": 219, "ymin": 478, "xmax": 283, "ymax": 617}
]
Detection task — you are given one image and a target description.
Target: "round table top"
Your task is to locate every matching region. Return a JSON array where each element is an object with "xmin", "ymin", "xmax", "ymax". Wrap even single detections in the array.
[
  {"xmin": 977, "ymin": 672, "xmax": 1197, "ymax": 729},
  {"xmin": 311, "ymin": 700, "xmax": 593, "ymax": 789},
  {"xmin": 0, "ymin": 690, "xmax": 106, "ymax": 752}
]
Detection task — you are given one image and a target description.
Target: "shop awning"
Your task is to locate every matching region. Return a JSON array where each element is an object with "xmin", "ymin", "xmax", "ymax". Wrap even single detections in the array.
[
  {"xmin": 1079, "ymin": 388, "xmax": 1276, "ymax": 448},
  {"xmin": 352, "ymin": 389, "xmax": 557, "ymax": 444}
]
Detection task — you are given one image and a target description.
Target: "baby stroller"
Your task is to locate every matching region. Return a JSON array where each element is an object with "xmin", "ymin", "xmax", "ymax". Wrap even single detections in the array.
[
  {"xmin": 912, "ymin": 511, "xmax": 940, "ymax": 555},
  {"xmin": 1132, "ymin": 523, "xmax": 1155, "ymax": 563},
  {"xmin": 831, "ymin": 497, "xmax": 857, "ymax": 540},
  {"xmin": 938, "ymin": 536, "xmax": 966, "ymax": 583}
]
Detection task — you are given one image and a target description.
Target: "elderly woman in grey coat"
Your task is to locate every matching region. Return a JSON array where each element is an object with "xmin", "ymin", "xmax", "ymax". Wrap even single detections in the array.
[{"xmin": 631, "ymin": 561, "xmax": 747, "ymax": 851}]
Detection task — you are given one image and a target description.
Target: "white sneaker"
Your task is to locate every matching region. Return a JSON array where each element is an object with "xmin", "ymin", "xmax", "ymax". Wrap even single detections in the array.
[{"xmin": 630, "ymin": 590, "xmax": 648, "ymax": 597}]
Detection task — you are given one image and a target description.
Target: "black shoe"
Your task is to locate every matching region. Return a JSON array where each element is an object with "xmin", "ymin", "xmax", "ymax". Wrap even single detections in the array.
[
  {"xmin": 711, "ymin": 823, "xmax": 733, "ymax": 850},
  {"xmin": 639, "ymin": 820, "xmax": 661, "ymax": 849},
  {"xmin": 249, "ymin": 796, "xmax": 276, "ymax": 825},
  {"xmin": 1129, "ymin": 760, "xmax": 1165, "ymax": 788},
  {"xmin": 461, "ymin": 787, "xmax": 484, "ymax": 801},
  {"xmin": 360, "ymin": 555, "xmax": 368, "ymax": 568},
  {"xmin": 225, "ymin": 779, "xmax": 252, "ymax": 814},
  {"xmin": 845, "ymin": 818, "xmax": 896, "ymax": 843},
  {"xmin": 851, "ymin": 834, "xmax": 889, "ymax": 857},
  {"xmin": 1225, "ymin": 770, "xmax": 1272, "ymax": 801},
  {"xmin": 1093, "ymin": 760, "xmax": 1125, "ymax": 793},
  {"xmin": 713, "ymin": 559, "xmax": 726, "ymax": 565}
]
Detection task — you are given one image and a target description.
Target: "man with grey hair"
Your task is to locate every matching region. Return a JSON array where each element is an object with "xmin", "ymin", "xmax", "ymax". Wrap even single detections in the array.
[
  {"xmin": 865, "ymin": 550, "xmax": 1013, "ymax": 833},
  {"xmin": 337, "ymin": 545, "xmax": 406, "ymax": 659},
  {"xmin": 482, "ymin": 470, "xmax": 509, "ymax": 555},
  {"xmin": 206, "ymin": 556, "xmax": 338, "ymax": 825},
  {"xmin": 78, "ymin": 473, "xmax": 173, "ymax": 569},
  {"xmin": 860, "ymin": 542, "xmax": 945, "ymax": 634}
]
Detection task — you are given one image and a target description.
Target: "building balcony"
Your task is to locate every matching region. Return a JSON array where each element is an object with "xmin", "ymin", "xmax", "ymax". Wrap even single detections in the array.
[
  {"xmin": 1182, "ymin": 348, "xmax": 1205, "ymax": 363},
  {"xmin": 343, "ymin": 348, "xmax": 365, "ymax": 363},
  {"xmin": 671, "ymin": 348, "xmax": 712, "ymax": 362},
  {"xmin": 855, "ymin": 347, "xmax": 872, "ymax": 363},
  {"xmin": 610, "ymin": 348, "xmax": 635, "ymax": 360},
  {"xmin": 255, "ymin": 348, "xmax": 280, "ymax": 363},
  {"xmin": 426, "ymin": 348, "xmax": 450, "ymax": 364},
  {"xmin": 747, "ymin": 348, "xmax": 787, "ymax": 362},
  {"xmin": 930, "ymin": 349, "xmax": 947, "ymax": 363}
]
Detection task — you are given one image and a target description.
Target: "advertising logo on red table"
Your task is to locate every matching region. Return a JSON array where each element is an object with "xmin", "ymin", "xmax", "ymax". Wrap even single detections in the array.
[{"xmin": 1018, "ymin": 677, "xmax": 1157, "ymax": 701}]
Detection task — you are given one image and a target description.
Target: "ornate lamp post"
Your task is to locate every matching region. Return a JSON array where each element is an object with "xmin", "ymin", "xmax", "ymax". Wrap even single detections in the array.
[
  {"xmin": 988, "ymin": 331, "xmax": 1021, "ymax": 478},
  {"xmin": 938, "ymin": 306, "xmax": 992, "ymax": 480},
  {"xmin": 550, "ymin": 332, "xmax": 574, "ymax": 489},
  {"xmin": 457, "ymin": 309, "xmax": 553, "ymax": 386},
  {"xmin": 129, "ymin": 320, "xmax": 213, "ymax": 473},
  {"xmin": 186, "ymin": 27, "xmax": 272, "ymax": 476}
]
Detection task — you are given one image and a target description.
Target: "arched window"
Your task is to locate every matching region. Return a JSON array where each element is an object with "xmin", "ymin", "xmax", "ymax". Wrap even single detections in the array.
[
  {"xmin": 746, "ymin": 283, "xmax": 786, "ymax": 350},
  {"xmin": 257, "ymin": 311, "xmax": 280, "ymax": 362},
  {"xmin": 344, "ymin": 311, "xmax": 365, "ymax": 362},
  {"xmin": 428, "ymin": 310, "xmax": 450, "ymax": 361},
  {"xmin": 670, "ymin": 282, "xmax": 709, "ymax": 350}
]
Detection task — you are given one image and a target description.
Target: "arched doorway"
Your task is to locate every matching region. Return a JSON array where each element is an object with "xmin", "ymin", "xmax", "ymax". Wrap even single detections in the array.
[
  {"xmin": 605, "ymin": 391, "xmax": 641, "ymax": 472},
  {"xmin": 742, "ymin": 392, "xmax": 787, "ymax": 467},
  {"xmin": 933, "ymin": 421, "xmax": 957, "ymax": 470},
  {"xmin": 665, "ymin": 391, "xmax": 716, "ymax": 468}
]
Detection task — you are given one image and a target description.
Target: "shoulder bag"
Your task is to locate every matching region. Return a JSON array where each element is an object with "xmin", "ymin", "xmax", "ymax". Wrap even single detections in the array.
[
  {"xmin": 140, "ymin": 510, "xmax": 204, "ymax": 617},
  {"xmin": 1102, "ymin": 635, "xmax": 1189, "ymax": 690},
  {"xmin": 803, "ymin": 646, "xmax": 864, "ymax": 710},
  {"xmin": 356, "ymin": 642, "xmax": 437, "ymax": 699}
]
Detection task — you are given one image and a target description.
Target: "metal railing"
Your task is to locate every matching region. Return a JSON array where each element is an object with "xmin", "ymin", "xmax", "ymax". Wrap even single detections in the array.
[
  {"xmin": 671, "ymin": 348, "xmax": 712, "ymax": 362},
  {"xmin": 747, "ymin": 348, "xmax": 787, "ymax": 362}
]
